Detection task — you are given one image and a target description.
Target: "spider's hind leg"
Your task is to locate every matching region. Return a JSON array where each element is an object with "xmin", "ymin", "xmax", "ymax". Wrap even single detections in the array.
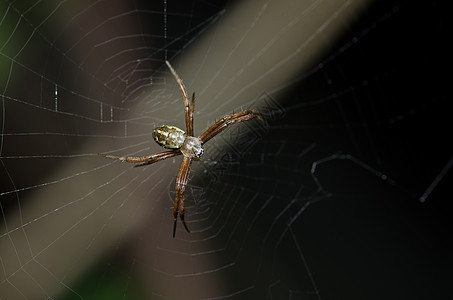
[{"xmin": 100, "ymin": 149, "xmax": 182, "ymax": 166}]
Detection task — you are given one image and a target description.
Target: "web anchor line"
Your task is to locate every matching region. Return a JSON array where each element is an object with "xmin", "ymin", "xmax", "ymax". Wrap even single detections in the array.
[{"xmin": 419, "ymin": 156, "xmax": 453, "ymax": 203}]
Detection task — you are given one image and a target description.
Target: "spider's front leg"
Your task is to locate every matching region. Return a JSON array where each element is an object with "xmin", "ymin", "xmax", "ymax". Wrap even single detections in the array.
[
  {"xmin": 199, "ymin": 110, "xmax": 265, "ymax": 144},
  {"xmin": 173, "ymin": 156, "xmax": 192, "ymax": 237}
]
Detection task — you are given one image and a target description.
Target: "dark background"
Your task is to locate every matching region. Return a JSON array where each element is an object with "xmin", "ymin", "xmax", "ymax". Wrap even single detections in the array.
[
  {"xmin": 265, "ymin": 1, "xmax": 452, "ymax": 298},
  {"xmin": 212, "ymin": 0, "xmax": 452, "ymax": 299}
]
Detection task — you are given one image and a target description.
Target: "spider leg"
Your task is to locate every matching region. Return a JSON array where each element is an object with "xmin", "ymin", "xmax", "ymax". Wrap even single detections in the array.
[
  {"xmin": 199, "ymin": 110, "xmax": 265, "ymax": 144},
  {"xmin": 100, "ymin": 149, "xmax": 181, "ymax": 167},
  {"xmin": 173, "ymin": 156, "xmax": 192, "ymax": 237},
  {"xmin": 165, "ymin": 60, "xmax": 192, "ymax": 136},
  {"xmin": 190, "ymin": 92, "xmax": 195, "ymax": 135}
]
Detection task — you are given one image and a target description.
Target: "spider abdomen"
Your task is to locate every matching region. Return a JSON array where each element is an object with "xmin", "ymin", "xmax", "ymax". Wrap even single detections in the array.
[{"xmin": 153, "ymin": 125, "xmax": 186, "ymax": 149}]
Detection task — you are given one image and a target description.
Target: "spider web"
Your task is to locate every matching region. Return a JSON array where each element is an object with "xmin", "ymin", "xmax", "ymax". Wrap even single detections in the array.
[{"xmin": 0, "ymin": 0, "xmax": 451, "ymax": 299}]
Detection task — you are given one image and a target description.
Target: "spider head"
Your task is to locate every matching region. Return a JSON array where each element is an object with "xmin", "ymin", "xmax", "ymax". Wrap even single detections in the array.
[
  {"xmin": 153, "ymin": 125, "xmax": 186, "ymax": 149},
  {"xmin": 180, "ymin": 136, "xmax": 204, "ymax": 159}
]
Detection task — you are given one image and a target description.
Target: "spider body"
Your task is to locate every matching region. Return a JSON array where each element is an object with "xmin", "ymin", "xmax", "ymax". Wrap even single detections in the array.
[
  {"xmin": 153, "ymin": 125, "xmax": 186, "ymax": 149},
  {"xmin": 102, "ymin": 61, "xmax": 263, "ymax": 237}
]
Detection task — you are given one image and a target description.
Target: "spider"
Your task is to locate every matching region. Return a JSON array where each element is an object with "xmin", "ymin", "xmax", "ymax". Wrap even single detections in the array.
[{"xmin": 102, "ymin": 61, "xmax": 264, "ymax": 237}]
